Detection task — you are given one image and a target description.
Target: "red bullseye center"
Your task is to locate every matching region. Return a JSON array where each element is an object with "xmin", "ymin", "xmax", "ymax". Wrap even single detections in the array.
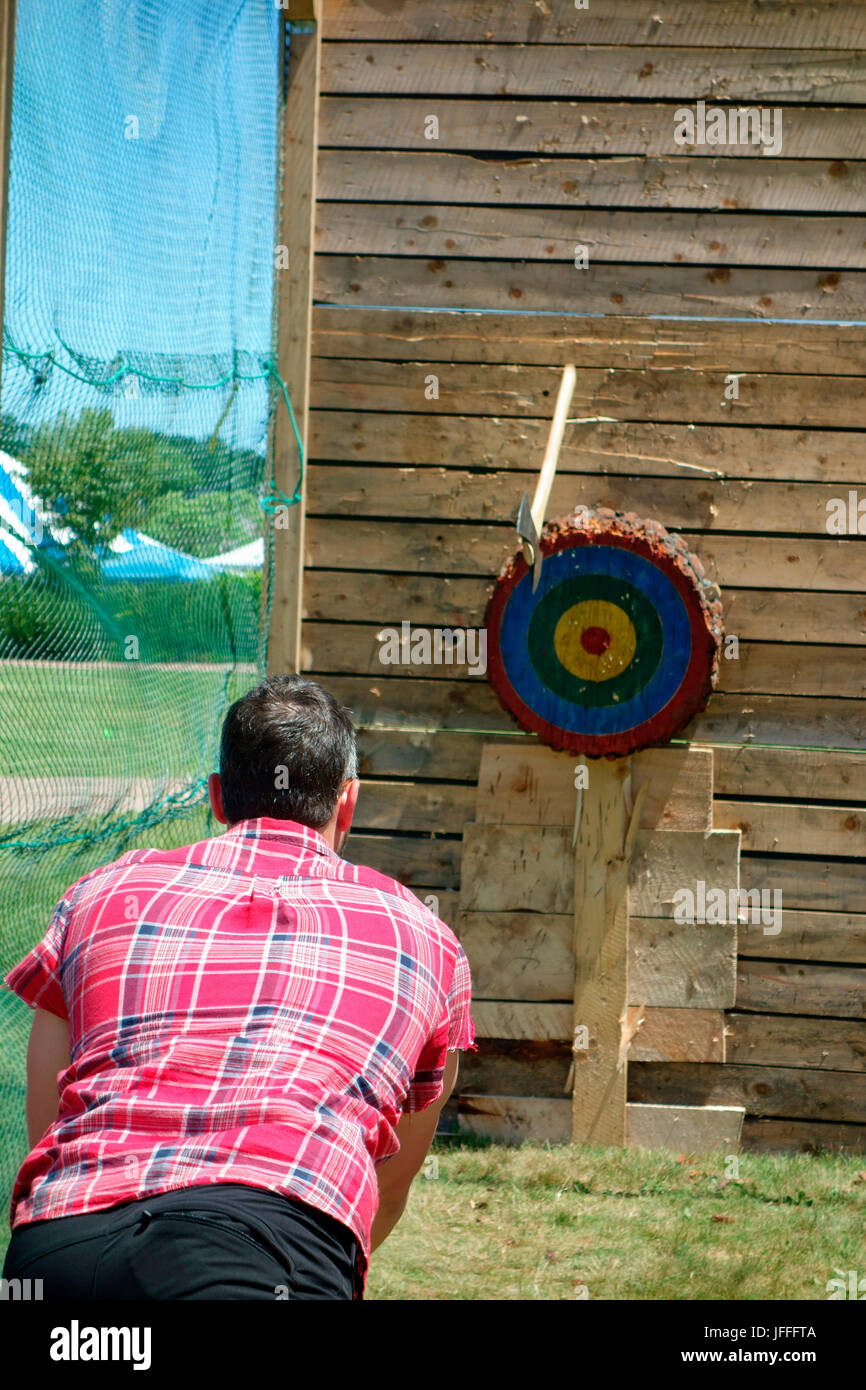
[{"xmin": 580, "ymin": 625, "xmax": 611, "ymax": 656}]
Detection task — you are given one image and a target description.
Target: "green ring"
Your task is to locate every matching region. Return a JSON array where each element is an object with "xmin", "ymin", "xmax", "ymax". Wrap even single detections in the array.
[{"xmin": 527, "ymin": 574, "xmax": 664, "ymax": 707}]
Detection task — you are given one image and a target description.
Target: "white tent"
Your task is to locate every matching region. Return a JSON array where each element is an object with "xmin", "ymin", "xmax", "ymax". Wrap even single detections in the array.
[{"xmin": 202, "ymin": 537, "xmax": 264, "ymax": 571}]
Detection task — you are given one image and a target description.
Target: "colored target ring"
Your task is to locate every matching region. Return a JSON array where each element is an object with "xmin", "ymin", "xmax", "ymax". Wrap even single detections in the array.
[{"xmin": 485, "ymin": 512, "xmax": 722, "ymax": 758}]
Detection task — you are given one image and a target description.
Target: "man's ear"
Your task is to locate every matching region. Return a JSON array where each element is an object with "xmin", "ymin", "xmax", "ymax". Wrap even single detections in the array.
[
  {"xmin": 335, "ymin": 778, "xmax": 359, "ymax": 840},
  {"xmin": 208, "ymin": 772, "xmax": 228, "ymax": 825}
]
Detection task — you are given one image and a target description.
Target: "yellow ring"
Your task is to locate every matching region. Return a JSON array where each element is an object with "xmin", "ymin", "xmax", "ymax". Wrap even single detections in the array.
[{"xmin": 553, "ymin": 600, "xmax": 637, "ymax": 683}]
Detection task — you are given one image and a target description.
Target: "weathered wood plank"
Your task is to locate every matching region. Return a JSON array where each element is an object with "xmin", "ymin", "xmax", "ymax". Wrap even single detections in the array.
[
  {"xmin": 714, "ymin": 799, "xmax": 865, "ymax": 856},
  {"xmin": 456, "ymin": 910, "xmax": 737, "ymax": 1006},
  {"xmin": 470, "ymin": 1001, "xmax": 727, "ymax": 1063},
  {"xmin": 323, "ymin": 3, "xmax": 866, "ymax": 50},
  {"xmin": 316, "ymin": 255, "xmax": 866, "ymax": 319},
  {"xmin": 353, "ymin": 729, "xmax": 866, "ymax": 804},
  {"xmin": 319, "ymin": 202, "xmax": 866, "ymax": 269},
  {"xmin": 309, "ymin": 410, "xmax": 866, "ymax": 485},
  {"xmin": 736, "ymin": 959, "xmax": 866, "ymax": 1018},
  {"xmin": 571, "ymin": 757, "xmax": 630, "ymax": 1144},
  {"xmin": 630, "ymin": 829, "xmax": 741, "ymax": 917},
  {"xmin": 456, "ymin": 1094, "xmax": 571, "ymax": 1145},
  {"xmin": 627, "ymin": 1103, "xmax": 745, "ymax": 1152},
  {"xmin": 321, "ymin": 97, "xmax": 866, "ymax": 159},
  {"xmin": 741, "ymin": 1116, "xmax": 866, "ymax": 1153},
  {"xmin": 318, "ymin": 151, "xmax": 866, "ymax": 216},
  {"xmin": 456, "ymin": 911, "xmax": 573, "ymax": 1001},
  {"xmin": 310, "ymin": 358, "xmax": 866, "ymax": 428},
  {"xmin": 343, "ymin": 832, "xmax": 461, "ymax": 887},
  {"xmin": 352, "ymin": 779, "xmax": 475, "ymax": 832},
  {"xmin": 306, "ymin": 462, "xmax": 866, "ymax": 538},
  {"xmin": 457, "ymin": 1039, "xmax": 571, "ymax": 1098},
  {"xmin": 422, "ymin": 858, "xmax": 866, "ymax": 920},
  {"xmin": 628, "ymin": 1061, "xmax": 866, "ymax": 1123},
  {"xmin": 307, "ymin": 572, "xmax": 866, "ymax": 649},
  {"xmin": 322, "ymin": 676, "xmax": 866, "ymax": 750},
  {"xmin": 306, "ymin": 521, "xmax": 866, "ymax": 593},
  {"xmin": 629, "ymin": 1008, "xmax": 727, "ymax": 1064},
  {"xmin": 322, "ymin": 43, "xmax": 866, "ymax": 103},
  {"xmin": 304, "ymin": 623, "xmax": 866, "ymax": 699},
  {"xmin": 727, "ymin": 1013, "xmax": 866, "ymax": 1071},
  {"xmin": 269, "ymin": 19, "xmax": 321, "ymax": 677},
  {"xmin": 738, "ymin": 909, "xmax": 866, "ymax": 964},
  {"xmin": 733, "ymin": 857, "xmax": 866, "ymax": 916},
  {"xmin": 630, "ymin": 917, "xmax": 737, "ymax": 1008},
  {"xmin": 714, "ymin": 746, "xmax": 866, "ymax": 801},
  {"xmin": 454, "ymin": 1094, "xmax": 750, "ymax": 1147},
  {"xmin": 471, "ymin": 1001, "xmax": 572, "ymax": 1041},
  {"xmin": 474, "ymin": 743, "xmax": 713, "ymax": 831},
  {"xmin": 314, "ymin": 307, "xmax": 866, "ymax": 377},
  {"xmin": 460, "ymin": 825, "xmax": 740, "ymax": 916}
]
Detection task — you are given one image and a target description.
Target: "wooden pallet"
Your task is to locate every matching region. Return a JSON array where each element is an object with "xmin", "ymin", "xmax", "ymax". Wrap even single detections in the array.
[{"xmin": 454, "ymin": 743, "xmax": 745, "ymax": 1153}]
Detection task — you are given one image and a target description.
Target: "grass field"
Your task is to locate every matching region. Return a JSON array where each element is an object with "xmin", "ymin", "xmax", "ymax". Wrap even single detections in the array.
[
  {"xmin": 2, "ymin": 1133, "xmax": 862, "ymax": 1299},
  {"xmin": 0, "ymin": 662, "xmax": 256, "ymax": 777},
  {"xmin": 366, "ymin": 1138, "xmax": 866, "ymax": 1301}
]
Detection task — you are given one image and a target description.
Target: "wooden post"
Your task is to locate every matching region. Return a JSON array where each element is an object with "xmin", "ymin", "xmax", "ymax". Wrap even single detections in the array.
[
  {"xmin": 267, "ymin": 5, "xmax": 321, "ymax": 675},
  {"xmin": 0, "ymin": 0, "xmax": 17, "ymax": 401},
  {"xmin": 572, "ymin": 756, "xmax": 631, "ymax": 1145}
]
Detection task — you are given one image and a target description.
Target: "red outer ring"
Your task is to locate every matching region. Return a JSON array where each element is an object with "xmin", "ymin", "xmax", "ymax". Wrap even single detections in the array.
[{"xmin": 485, "ymin": 523, "xmax": 721, "ymax": 758}]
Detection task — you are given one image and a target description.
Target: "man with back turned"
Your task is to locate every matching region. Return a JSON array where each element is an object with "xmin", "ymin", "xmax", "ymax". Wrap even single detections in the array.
[{"xmin": 2, "ymin": 674, "xmax": 475, "ymax": 1299}]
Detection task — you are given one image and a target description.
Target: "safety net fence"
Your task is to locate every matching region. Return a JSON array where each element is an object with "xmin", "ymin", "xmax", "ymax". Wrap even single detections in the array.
[{"xmin": 0, "ymin": 0, "xmax": 293, "ymax": 1246}]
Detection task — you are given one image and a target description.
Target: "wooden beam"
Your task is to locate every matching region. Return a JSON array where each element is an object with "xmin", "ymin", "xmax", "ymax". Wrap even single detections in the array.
[
  {"xmin": 308, "ymin": 410, "xmax": 866, "ymax": 485},
  {"xmin": 629, "ymin": 1061, "xmax": 866, "ymax": 1123},
  {"xmin": 320, "ymin": 43, "xmax": 866, "ymax": 103},
  {"xmin": 627, "ymin": 1103, "xmax": 744, "ymax": 1153},
  {"xmin": 268, "ymin": 14, "xmax": 321, "ymax": 675},
  {"xmin": 316, "ymin": 254, "xmax": 866, "ymax": 322},
  {"xmin": 571, "ymin": 757, "xmax": 630, "ymax": 1146},
  {"xmin": 460, "ymin": 825, "xmax": 741, "ymax": 916},
  {"xmin": 474, "ymin": 743, "xmax": 713, "ymax": 831},
  {"xmin": 286, "ymin": 1, "xmax": 319, "ymax": 23},
  {"xmin": 322, "ymin": 2, "xmax": 866, "ymax": 49},
  {"xmin": 320, "ymin": 97, "xmax": 866, "ymax": 160},
  {"xmin": 0, "ymin": 0, "xmax": 16, "ymax": 408},
  {"xmin": 317, "ymin": 151, "xmax": 866, "ymax": 218},
  {"xmin": 457, "ymin": 911, "xmax": 737, "ymax": 1007}
]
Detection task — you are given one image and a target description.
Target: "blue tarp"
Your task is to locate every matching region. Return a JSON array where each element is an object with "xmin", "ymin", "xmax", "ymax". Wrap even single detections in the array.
[{"xmin": 101, "ymin": 528, "xmax": 216, "ymax": 582}]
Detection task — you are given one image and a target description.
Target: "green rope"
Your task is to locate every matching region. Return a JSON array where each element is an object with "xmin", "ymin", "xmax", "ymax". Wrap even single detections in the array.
[
  {"xmin": 1, "ymin": 331, "xmax": 304, "ymax": 512},
  {"xmin": 260, "ymin": 361, "xmax": 304, "ymax": 513},
  {"xmin": 0, "ymin": 778, "xmax": 209, "ymax": 855}
]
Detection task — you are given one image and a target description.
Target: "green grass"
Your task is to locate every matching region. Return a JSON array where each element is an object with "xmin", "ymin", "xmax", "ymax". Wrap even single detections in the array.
[
  {"xmin": 365, "ymin": 1138, "xmax": 866, "ymax": 1300},
  {"xmin": 3, "ymin": 1133, "xmax": 861, "ymax": 1298},
  {"xmin": 0, "ymin": 661, "xmax": 256, "ymax": 778}
]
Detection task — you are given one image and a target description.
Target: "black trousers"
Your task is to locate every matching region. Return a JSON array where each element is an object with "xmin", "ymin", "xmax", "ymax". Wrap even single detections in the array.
[{"xmin": 2, "ymin": 1183, "xmax": 365, "ymax": 1301}]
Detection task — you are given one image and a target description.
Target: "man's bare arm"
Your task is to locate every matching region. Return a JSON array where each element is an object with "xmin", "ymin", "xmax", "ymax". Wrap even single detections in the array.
[
  {"xmin": 25, "ymin": 1006, "xmax": 70, "ymax": 1147},
  {"xmin": 371, "ymin": 1050, "xmax": 460, "ymax": 1253}
]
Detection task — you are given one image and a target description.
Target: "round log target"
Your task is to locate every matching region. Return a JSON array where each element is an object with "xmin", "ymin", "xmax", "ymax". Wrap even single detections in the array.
[{"xmin": 486, "ymin": 508, "xmax": 723, "ymax": 757}]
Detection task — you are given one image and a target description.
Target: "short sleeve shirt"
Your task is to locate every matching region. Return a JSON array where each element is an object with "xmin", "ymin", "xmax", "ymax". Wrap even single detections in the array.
[{"xmin": 3, "ymin": 818, "xmax": 476, "ymax": 1291}]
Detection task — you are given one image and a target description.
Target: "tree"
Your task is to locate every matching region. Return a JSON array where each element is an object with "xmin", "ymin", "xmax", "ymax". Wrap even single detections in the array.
[{"xmin": 25, "ymin": 408, "xmax": 151, "ymax": 551}]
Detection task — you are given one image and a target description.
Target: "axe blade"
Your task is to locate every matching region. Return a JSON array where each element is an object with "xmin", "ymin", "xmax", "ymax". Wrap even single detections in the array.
[{"xmin": 516, "ymin": 492, "xmax": 543, "ymax": 591}]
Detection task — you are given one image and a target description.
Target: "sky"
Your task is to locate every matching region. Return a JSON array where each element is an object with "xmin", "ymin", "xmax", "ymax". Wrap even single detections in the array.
[{"xmin": 2, "ymin": 0, "xmax": 281, "ymax": 453}]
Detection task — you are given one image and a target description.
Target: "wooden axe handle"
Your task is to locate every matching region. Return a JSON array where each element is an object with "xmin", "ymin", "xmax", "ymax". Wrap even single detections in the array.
[{"xmin": 530, "ymin": 364, "xmax": 576, "ymax": 535}]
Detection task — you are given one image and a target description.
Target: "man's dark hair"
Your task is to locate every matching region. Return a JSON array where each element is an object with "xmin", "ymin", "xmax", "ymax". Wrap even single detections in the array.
[{"xmin": 218, "ymin": 674, "xmax": 358, "ymax": 829}]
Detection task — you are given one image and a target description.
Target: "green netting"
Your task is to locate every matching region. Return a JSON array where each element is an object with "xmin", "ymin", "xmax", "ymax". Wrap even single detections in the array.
[{"xmin": 0, "ymin": 0, "xmax": 294, "ymax": 1247}]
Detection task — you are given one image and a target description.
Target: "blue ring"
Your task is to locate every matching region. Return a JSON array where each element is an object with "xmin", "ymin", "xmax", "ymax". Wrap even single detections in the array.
[{"xmin": 498, "ymin": 545, "xmax": 692, "ymax": 735}]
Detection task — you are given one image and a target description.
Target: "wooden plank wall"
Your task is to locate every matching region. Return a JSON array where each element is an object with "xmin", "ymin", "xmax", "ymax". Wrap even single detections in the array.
[{"xmin": 302, "ymin": 1, "xmax": 866, "ymax": 1152}]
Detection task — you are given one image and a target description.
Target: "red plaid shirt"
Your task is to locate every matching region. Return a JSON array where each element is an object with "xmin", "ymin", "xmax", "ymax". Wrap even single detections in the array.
[{"xmin": 4, "ymin": 818, "xmax": 476, "ymax": 1291}]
